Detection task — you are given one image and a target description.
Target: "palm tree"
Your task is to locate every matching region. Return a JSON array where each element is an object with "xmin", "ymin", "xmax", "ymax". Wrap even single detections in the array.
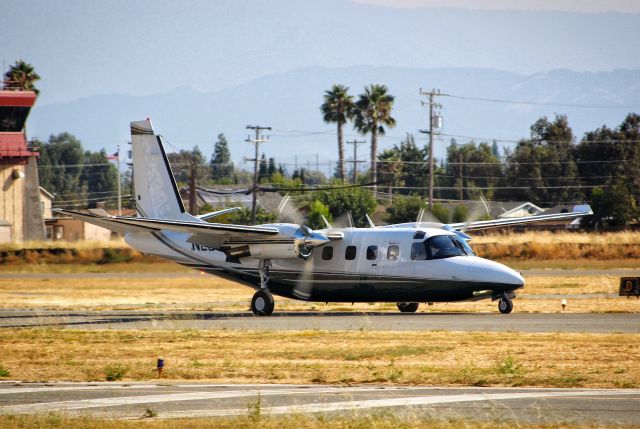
[
  {"xmin": 3, "ymin": 60, "xmax": 40, "ymax": 94},
  {"xmin": 353, "ymin": 84, "xmax": 396, "ymax": 193},
  {"xmin": 321, "ymin": 84, "xmax": 355, "ymax": 183}
]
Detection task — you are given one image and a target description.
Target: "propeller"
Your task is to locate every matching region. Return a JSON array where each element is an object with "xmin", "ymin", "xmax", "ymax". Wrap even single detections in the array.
[
  {"xmin": 276, "ymin": 193, "xmax": 304, "ymax": 224},
  {"xmin": 292, "ymin": 254, "xmax": 315, "ymax": 300},
  {"xmin": 293, "ymin": 225, "xmax": 330, "ymax": 259}
]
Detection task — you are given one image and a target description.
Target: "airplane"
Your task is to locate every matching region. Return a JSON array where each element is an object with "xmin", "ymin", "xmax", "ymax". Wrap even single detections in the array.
[{"xmin": 55, "ymin": 119, "xmax": 593, "ymax": 316}]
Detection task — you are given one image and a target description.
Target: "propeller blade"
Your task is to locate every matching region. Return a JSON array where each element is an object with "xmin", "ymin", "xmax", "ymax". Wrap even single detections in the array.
[{"xmin": 276, "ymin": 193, "xmax": 304, "ymax": 224}]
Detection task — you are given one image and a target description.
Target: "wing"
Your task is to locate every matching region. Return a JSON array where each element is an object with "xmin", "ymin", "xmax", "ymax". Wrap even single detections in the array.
[
  {"xmin": 53, "ymin": 209, "xmax": 279, "ymax": 247},
  {"xmin": 448, "ymin": 204, "xmax": 593, "ymax": 232}
]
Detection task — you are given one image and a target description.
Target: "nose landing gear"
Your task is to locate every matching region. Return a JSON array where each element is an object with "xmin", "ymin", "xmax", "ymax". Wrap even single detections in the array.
[
  {"xmin": 498, "ymin": 297, "xmax": 513, "ymax": 314},
  {"xmin": 397, "ymin": 302, "xmax": 419, "ymax": 313}
]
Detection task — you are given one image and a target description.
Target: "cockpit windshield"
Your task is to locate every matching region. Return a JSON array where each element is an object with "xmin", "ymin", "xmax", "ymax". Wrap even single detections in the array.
[
  {"xmin": 411, "ymin": 234, "xmax": 475, "ymax": 260},
  {"xmin": 428, "ymin": 235, "xmax": 462, "ymax": 259}
]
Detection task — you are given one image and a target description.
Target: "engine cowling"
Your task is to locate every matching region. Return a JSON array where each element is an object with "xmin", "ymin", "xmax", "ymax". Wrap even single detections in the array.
[{"xmin": 231, "ymin": 225, "xmax": 329, "ymax": 260}]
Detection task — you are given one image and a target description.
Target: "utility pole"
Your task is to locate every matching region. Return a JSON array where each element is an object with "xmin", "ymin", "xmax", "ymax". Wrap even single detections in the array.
[
  {"xmin": 246, "ymin": 125, "xmax": 271, "ymax": 225},
  {"xmin": 188, "ymin": 159, "xmax": 198, "ymax": 215},
  {"xmin": 116, "ymin": 144, "xmax": 122, "ymax": 216},
  {"xmin": 458, "ymin": 152, "xmax": 464, "ymax": 201},
  {"xmin": 346, "ymin": 139, "xmax": 366, "ymax": 184},
  {"xmin": 419, "ymin": 88, "xmax": 446, "ymax": 210}
]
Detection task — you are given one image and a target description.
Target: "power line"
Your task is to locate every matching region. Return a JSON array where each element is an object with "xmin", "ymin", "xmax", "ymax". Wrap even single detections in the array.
[{"xmin": 447, "ymin": 93, "xmax": 640, "ymax": 109}]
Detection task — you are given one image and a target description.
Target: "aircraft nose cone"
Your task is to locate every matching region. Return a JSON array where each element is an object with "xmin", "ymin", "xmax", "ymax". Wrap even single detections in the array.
[{"xmin": 305, "ymin": 232, "xmax": 330, "ymax": 248}]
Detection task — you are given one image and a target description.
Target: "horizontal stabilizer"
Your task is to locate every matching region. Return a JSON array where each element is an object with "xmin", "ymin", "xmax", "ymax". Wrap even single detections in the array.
[{"xmin": 53, "ymin": 209, "xmax": 280, "ymax": 241}]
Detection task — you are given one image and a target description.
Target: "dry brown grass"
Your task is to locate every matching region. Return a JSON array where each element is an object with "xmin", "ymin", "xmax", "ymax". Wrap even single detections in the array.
[
  {"xmin": 0, "ymin": 329, "xmax": 637, "ymax": 388},
  {"xmin": 0, "ymin": 413, "xmax": 627, "ymax": 429},
  {"xmin": 473, "ymin": 231, "xmax": 640, "ymax": 245},
  {"xmin": 1, "ymin": 274, "xmax": 638, "ymax": 313},
  {"xmin": 472, "ymin": 231, "xmax": 640, "ymax": 260},
  {"xmin": 1, "ymin": 232, "xmax": 639, "ymax": 270}
]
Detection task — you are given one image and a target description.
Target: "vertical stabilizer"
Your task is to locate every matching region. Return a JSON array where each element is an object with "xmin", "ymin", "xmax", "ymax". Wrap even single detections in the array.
[{"xmin": 131, "ymin": 119, "xmax": 187, "ymax": 220}]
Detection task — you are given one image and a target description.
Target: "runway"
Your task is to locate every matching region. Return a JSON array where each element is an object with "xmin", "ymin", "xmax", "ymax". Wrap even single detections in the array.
[
  {"xmin": 1, "ymin": 310, "xmax": 638, "ymax": 333},
  {"xmin": 0, "ymin": 382, "xmax": 638, "ymax": 424}
]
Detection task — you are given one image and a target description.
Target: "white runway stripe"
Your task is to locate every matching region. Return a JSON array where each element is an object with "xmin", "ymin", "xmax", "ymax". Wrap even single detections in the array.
[
  {"xmin": 158, "ymin": 389, "xmax": 640, "ymax": 418},
  {"xmin": 0, "ymin": 386, "xmax": 393, "ymax": 414}
]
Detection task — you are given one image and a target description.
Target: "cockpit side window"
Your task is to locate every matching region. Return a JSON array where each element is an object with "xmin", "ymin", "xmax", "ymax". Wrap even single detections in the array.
[
  {"xmin": 458, "ymin": 237, "xmax": 476, "ymax": 256},
  {"xmin": 413, "ymin": 231, "xmax": 425, "ymax": 240},
  {"xmin": 451, "ymin": 236, "xmax": 475, "ymax": 256},
  {"xmin": 426, "ymin": 235, "xmax": 463, "ymax": 259},
  {"xmin": 411, "ymin": 242, "xmax": 427, "ymax": 260}
]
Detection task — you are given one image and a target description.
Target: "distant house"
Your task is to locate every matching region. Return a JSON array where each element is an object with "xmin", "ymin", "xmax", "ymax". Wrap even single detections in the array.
[{"xmin": 41, "ymin": 196, "xmax": 128, "ymax": 242}]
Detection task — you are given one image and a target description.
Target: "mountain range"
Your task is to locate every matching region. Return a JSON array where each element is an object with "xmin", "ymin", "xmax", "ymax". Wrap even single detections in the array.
[{"xmin": 28, "ymin": 66, "xmax": 640, "ymax": 171}]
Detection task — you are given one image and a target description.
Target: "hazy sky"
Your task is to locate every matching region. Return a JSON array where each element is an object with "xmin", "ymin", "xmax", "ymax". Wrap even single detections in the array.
[
  {"xmin": 3, "ymin": 0, "xmax": 639, "ymax": 106},
  {"xmin": 355, "ymin": 0, "xmax": 640, "ymax": 13}
]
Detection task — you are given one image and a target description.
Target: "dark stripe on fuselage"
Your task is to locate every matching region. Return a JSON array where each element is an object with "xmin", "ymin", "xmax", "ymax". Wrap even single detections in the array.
[{"xmin": 151, "ymin": 233, "xmax": 521, "ymax": 303}]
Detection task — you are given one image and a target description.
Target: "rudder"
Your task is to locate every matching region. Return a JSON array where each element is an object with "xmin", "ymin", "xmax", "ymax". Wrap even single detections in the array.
[{"xmin": 130, "ymin": 119, "xmax": 188, "ymax": 220}]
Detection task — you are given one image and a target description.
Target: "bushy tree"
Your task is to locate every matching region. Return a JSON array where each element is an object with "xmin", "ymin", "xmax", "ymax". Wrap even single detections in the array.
[
  {"xmin": 81, "ymin": 150, "xmax": 118, "ymax": 204},
  {"xmin": 499, "ymin": 115, "xmax": 578, "ymax": 204},
  {"xmin": 385, "ymin": 194, "xmax": 425, "ymax": 224},
  {"xmin": 314, "ymin": 188, "xmax": 376, "ymax": 228},
  {"xmin": 446, "ymin": 140, "xmax": 502, "ymax": 200},
  {"xmin": 210, "ymin": 133, "xmax": 233, "ymax": 182},
  {"xmin": 35, "ymin": 133, "xmax": 85, "ymax": 205},
  {"xmin": 168, "ymin": 146, "xmax": 207, "ymax": 184},
  {"xmin": 306, "ymin": 200, "xmax": 332, "ymax": 230}
]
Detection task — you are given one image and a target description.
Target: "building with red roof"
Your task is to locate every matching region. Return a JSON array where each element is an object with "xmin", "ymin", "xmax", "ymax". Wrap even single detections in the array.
[{"xmin": 0, "ymin": 89, "xmax": 45, "ymax": 242}]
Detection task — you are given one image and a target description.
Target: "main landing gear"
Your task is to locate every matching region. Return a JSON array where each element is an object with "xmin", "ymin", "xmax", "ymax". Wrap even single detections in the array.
[
  {"xmin": 397, "ymin": 302, "xmax": 419, "ymax": 313},
  {"xmin": 251, "ymin": 289, "xmax": 274, "ymax": 316},
  {"xmin": 252, "ymin": 259, "xmax": 274, "ymax": 316}
]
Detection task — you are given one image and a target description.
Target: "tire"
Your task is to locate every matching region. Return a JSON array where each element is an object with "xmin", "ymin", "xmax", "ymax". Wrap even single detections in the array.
[
  {"xmin": 397, "ymin": 302, "xmax": 419, "ymax": 313},
  {"xmin": 251, "ymin": 290, "xmax": 275, "ymax": 316},
  {"xmin": 498, "ymin": 298, "xmax": 513, "ymax": 314}
]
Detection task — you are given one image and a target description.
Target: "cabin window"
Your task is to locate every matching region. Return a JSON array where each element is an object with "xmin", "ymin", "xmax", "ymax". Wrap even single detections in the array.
[
  {"xmin": 413, "ymin": 231, "xmax": 425, "ymax": 240},
  {"xmin": 411, "ymin": 242, "xmax": 427, "ymax": 260},
  {"xmin": 322, "ymin": 246, "xmax": 333, "ymax": 260},
  {"xmin": 345, "ymin": 245, "xmax": 357, "ymax": 260},
  {"xmin": 427, "ymin": 235, "xmax": 463, "ymax": 260},
  {"xmin": 387, "ymin": 245, "xmax": 399, "ymax": 260},
  {"xmin": 366, "ymin": 245, "xmax": 378, "ymax": 260}
]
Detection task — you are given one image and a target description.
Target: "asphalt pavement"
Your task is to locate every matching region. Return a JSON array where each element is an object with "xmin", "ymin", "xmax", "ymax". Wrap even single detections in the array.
[
  {"xmin": 1, "ymin": 310, "xmax": 638, "ymax": 333},
  {"xmin": 0, "ymin": 382, "xmax": 638, "ymax": 425}
]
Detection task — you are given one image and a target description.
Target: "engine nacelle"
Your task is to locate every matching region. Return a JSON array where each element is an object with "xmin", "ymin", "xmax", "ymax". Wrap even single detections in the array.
[
  {"xmin": 248, "ymin": 243, "xmax": 300, "ymax": 259},
  {"xmin": 226, "ymin": 225, "xmax": 329, "ymax": 260}
]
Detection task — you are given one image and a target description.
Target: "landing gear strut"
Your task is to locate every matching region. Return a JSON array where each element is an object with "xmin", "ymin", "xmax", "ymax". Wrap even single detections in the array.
[
  {"xmin": 397, "ymin": 302, "xmax": 419, "ymax": 313},
  {"xmin": 252, "ymin": 259, "xmax": 274, "ymax": 316},
  {"xmin": 498, "ymin": 297, "xmax": 513, "ymax": 314}
]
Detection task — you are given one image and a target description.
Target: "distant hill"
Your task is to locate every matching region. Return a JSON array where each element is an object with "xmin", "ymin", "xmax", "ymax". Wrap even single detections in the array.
[{"xmin": 28, "ymin": 66, "xmax": 640, "ymax": 170}]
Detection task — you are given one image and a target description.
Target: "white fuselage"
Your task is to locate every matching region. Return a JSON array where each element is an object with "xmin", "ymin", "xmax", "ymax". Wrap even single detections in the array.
[{"xmin": 125, "ymin": 226, "xmax": 524, "ymax": 303}]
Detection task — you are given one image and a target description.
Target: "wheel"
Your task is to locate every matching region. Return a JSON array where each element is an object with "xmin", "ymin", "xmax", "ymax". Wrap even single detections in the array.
[
  {"xmin": 498, "ymin": 298, "xmax": 513, "ymax": 314},
  {"xmin": 397, "ymin": 302, "xmax": 419, "ymax": 313},
  {"xmin": 251, "ymin": 290, "xmax": 274, "ymax": 316}
]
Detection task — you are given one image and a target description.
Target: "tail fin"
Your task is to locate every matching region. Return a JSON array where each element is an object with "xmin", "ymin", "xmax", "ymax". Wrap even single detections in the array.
[{"xmin": 131, "ymin": 119, "xmax": 187, "ymax": 220}]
